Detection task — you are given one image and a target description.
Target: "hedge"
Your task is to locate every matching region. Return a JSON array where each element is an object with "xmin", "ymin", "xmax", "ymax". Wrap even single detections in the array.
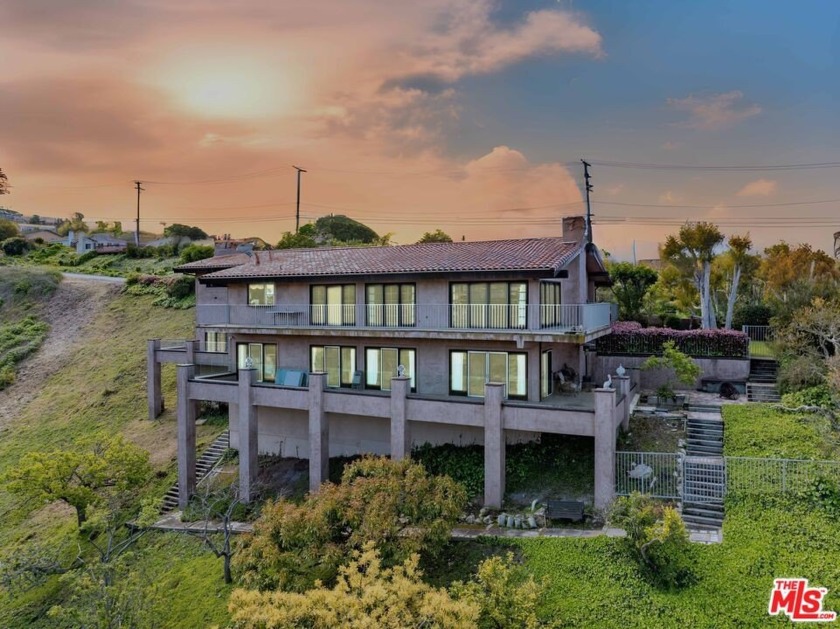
[{"xmin": 597, "ymin": 321, "xmax": 749, "ymax": 358}]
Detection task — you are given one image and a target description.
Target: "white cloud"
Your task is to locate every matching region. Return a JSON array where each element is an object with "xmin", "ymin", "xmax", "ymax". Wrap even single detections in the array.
[
  {"xmin": 667, "ymin": 91, "xmax": 761, "ymax": 130},
  {"xmin": 658, "ymin": 190, "xmax": 683, "ymax": 204},
  {"xmin": 736, "ymin": 178, "xmax": 778, "ymax": 197}
]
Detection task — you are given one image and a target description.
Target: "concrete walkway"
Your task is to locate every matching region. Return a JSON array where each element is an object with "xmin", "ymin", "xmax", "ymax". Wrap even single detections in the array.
[{"xmin": 150, "ymin": 514, "xmax": 721, "ymax": 544}]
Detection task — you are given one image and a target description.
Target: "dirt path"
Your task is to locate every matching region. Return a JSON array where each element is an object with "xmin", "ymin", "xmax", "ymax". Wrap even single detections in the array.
[{"xmin": 0, "ymin": 275, "xmax": 120, "ymax": 426}]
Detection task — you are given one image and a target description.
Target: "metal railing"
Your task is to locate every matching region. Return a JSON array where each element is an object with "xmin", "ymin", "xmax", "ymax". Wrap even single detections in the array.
[
  {"xmin": 615, "ymin": 452, "xmax": 681, "ymax": 499},
  {"xmin": 195, "ymin": 302, "xmax": 613, "ymax": 333},
  {"xmin": 727, "ymin": 457, "xmax": 840, "ymax": 495},
  {"xmin": 742, "ymin": 325, "xmax": 774, "ymax": 358},
  {"xmin": 159, "ymin": 339, "xmax": 189, "ymax": 350}
]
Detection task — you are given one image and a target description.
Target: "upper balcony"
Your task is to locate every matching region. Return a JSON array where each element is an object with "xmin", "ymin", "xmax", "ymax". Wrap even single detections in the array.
[{"xmin": 195, "ymin": 302, "xmax": 614, "ymax": 340}]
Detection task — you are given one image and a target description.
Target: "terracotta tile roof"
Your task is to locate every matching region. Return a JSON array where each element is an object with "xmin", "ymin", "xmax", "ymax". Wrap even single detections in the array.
[
  {"xmin": 198, "ymin": 238, "xmax": 581, "ymax": 281},
  {"xmin": 175, "ymin": 253, "xmax": 252, "ymax": 273}
]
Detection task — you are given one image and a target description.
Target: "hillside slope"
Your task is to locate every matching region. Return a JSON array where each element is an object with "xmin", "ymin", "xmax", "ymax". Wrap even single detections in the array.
[{"xmin": 0, "ymin": 287, "xmax": 231, "ymax": 627}]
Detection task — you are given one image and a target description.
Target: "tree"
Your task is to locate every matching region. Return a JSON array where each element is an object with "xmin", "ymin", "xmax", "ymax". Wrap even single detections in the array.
[
  {"xmin": 609, "ymin": 493, "xmax": 695, "ymax": 589},
  {"xmin": 661, "ymin": 222, "xmax": 724, "ymax": 329},
  {"xmin": 314, "ymin": 214, "xmax": 379, "ymax": 244},
  {"xmin": 163, "ymin": 223, "xmax": 208, "ymax": 241},
  {"xmin": 0, "ymin": 219, "xmax": 20, "ymax": 241},
  {"xmin": 276, "ymin": 226, "xmax": 317, "ymax": 249},
  {"xmin": 720, "ymin": 234, "xmax": 755, "ymax": 329},
  {"xmin": 0, "ymin": 168, "xmax": 8, "ymax": 195},
  {"xmin": 417, "ymin": 229, "xmax": 453, "ymax": 244},
  {"xmin": 607, "ymin": 262, "xmax": 658, "ymax": 322},
  {"xmin": 4, "ymin": 436, "xmax": 151, "ymax": 527},
  {"xmin": 234, "ymin": 456, "xmax": 466, "ymax": 592},
  {"xmin": 30, "ymin": 214, "xmax": 41, "ymax": 225},
  {"xmin": 641, "ymin": 339, "xmax": 701, "ymax": 401},
  {"xmin": 229, "ymin": 544, "xmax": 480, "ymax": 628}
]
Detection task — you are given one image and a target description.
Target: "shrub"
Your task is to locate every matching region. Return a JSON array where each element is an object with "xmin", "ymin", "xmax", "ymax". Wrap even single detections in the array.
[
  {"xmin": 1, "ymin": 237, "xmax": 32, "ymax": 256},
  {"xmin": 781, "ymin": 384, "xmax": 835, "ymax": 408},
  {"xmin": 732, "ymin": 302, "xmax": 774, "ymax": 328},
  {"xmin": 179, "ymin": 244, "xmax": 214, "ymax": 264},
  {"xmin": 608, "ymin": 493, "xmax": 695, "ymax": 590},
  {"xmin": 165, "ymin": 275, "xmax": 194, "ymax": 299},
  {"xmin": 597, "ymin": 323, "xmax": 749, "ymax": 357},
  {"xmin": 641, "ymin": 340, "xmax": 701, "ymax": 399},
  {"xmin": 778, "ymin": 355, "xmax": 826, "ymax": 394}
]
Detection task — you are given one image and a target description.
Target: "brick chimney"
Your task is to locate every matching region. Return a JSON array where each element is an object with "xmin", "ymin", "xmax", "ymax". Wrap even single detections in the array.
[{"xmin": 562, "ymin": 216, "xmax": 586, "ymax": 243}]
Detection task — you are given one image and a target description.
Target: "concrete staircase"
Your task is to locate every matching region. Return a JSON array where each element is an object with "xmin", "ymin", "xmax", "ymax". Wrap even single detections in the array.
[
  {"xmin": 681, "ymin": 407, "xmax": 725, "ymax": 530},
  {"xmin": 160, "ymin": 430, "xmax": 230, "ymax": 513},
  {"xmin": 747, "ymin": 359, "xmax": 780, "ymax": 402}
]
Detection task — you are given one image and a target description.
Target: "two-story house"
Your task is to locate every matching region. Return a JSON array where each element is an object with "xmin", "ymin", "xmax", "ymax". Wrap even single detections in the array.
[{"xmin": 148, "ymin": 216, "xmax": 634, "ymax": 513}]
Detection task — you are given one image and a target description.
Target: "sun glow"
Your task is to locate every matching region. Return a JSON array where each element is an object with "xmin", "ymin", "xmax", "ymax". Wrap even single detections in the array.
[{"xmin": 151, "ymin": 48, "xmax": 299, "ymax": 119}]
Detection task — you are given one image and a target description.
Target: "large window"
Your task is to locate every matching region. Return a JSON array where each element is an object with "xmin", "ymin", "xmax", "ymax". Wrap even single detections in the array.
[
  {"xmin": 311, "ymin": 345, "xmax": 356, "ymax": 388},
  {"xmin": 366, "ymin": 347, "xmax": 416, "ymax": 391},
  {"xmin": 205, "ymin": 331, "xmax": 228, "ymax": 353},
  {"xmin": 450, "ymin": 282, "xmax": 527, "ymax": 329},
  {"xmin": 237, "ymin": 342, "xmax": 277, "ymax": 383},
  {"xmin": 540, "ymin": 282, "xmax": 563, "ymax": 328},
  {"xmin": 311, "ymin": 284, "xmax": 356, "ymax": 326},
  {"xmin": 366, "ymin": 284, "xmax": 415, "ymax": 327},
  {"xmin": 248, "ymin": 283, "xmax": 275, "ymax": 306},
  {"xmin": 449, "ymin": 350, "xmax": 527, "ymax": 399}
]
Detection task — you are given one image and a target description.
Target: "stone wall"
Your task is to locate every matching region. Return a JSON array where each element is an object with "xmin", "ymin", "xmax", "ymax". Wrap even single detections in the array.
[{"xmin": 592, "ymin": 354, "xmax": 750, "ymax": 391}]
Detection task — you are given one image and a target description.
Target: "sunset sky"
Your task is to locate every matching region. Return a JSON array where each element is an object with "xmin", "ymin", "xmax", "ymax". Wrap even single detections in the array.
[{"xmin": 2, "ymin": 0, "xmax": 839, "ymax": 259}]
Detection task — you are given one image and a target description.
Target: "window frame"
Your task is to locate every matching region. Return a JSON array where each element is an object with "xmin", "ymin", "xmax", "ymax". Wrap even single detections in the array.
[
  {"xmin": 540, "ymin": 281, "xmax": 563, "ymax": 328},
  {"xmin": 310, "ymin": 284, "xmax": 356, "ymax": 326},
  {"xmin": 205, "ymin": 331, "xmax": 228, "ymax": 353},
  {"xmin": 449, "ymin": 349, "xmax": 527, "ymax": 400},
  {"xmin": 247, "ymin": 283, "xmax": 276, "ymax": 306},
  {"xmin": 365, "ymin": 283, "xmax": 416, "ymax": 327},
  {"xmin": 310, "ymin": 344, "xmax": 357, "ymax": 388},
  {"xmin": 236, "ymin": 342, "xmax": 277, "ymax": 383},
  {"xmin": 365, "ymin": 347, "xmax": 416, "ymax": 392},
  {"xmin": 449, "ymin": 281, "xmax": 528, "ymax": 329}
]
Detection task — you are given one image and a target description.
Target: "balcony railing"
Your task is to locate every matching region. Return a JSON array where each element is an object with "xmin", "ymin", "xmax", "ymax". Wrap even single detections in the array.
[{"xmin": 195, "ymin": 302, "xmax": 613, "ymax": 334}]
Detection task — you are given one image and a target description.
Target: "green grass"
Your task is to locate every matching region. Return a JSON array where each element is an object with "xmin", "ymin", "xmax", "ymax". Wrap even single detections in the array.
[
  {"xmin": 748, "ymin": 340, "xmax": 774, "ymax": 358},
  {"xmin": 0, "ymin": 290, "xmax": 231, "ymax": 627},
  {"xmin": 724, "ymin": 404, "xmax": 839, "ymax": 459}
]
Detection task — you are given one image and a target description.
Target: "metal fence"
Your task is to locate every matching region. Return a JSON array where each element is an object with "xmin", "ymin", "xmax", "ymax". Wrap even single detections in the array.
[
  {"xmin": 742, "ymin": 325, "xmax": 774, "ymax": 358},
  {"xmin": 727, "ymin": 457, "xmax": 840, "ymax": 495},
  {"xmin": 616, "ymin": 451, "xmax": 840, "ymax": 500},
  {"xmin": 615, "ymin": 451, "xmax": 681, "ymax": 499}
]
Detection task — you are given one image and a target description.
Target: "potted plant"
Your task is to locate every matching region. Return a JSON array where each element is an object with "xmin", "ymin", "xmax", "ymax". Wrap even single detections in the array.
[{"xmin": 641, "ymin": 340, "xmax": 701, "ymax": 409}]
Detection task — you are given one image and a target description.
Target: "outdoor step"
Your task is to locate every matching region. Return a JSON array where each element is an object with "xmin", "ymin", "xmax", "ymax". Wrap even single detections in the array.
[
  {"xmin": 687, "ymin": 448, "xmax": 724, "ymax": 456},
  {"xmin": 687, "ymin": 441, "xmax": 723, "ymax": 451},
  {"xmin": 687, "ymin": 434, "xmax": 723, "ymax": 443},
  {"xmin": 683, "ymin": 505, "xmax": 724, "ymax": 516},
  {"xmin": 681, "ymin": 515, "xmax": 723, "ymax": 529}
]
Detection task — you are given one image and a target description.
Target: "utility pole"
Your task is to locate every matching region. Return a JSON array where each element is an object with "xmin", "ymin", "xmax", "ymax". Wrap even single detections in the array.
[
  {"xmin": 581, "ymin": 160, "xmax": 593, "ymax": 244},
  {"xmin": 134, "ymin": 180, "xmax": 144, "ymax": 246},
  {"xmin": 293, "ymin": 165, "xmax": 307, "ymax": 233}
]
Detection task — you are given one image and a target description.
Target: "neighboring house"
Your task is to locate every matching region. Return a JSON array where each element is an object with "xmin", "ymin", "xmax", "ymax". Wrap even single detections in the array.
[
  {"xmin": 67, "ymin": 231, "xmax": 128, "ymax": 254},
  {"xmin": 148, "ymin": 217, "xmax": 632, "ymax": 512},
  {"xmin": 23, "ymin": 229, "xmax": 63, "ymax": 243}
]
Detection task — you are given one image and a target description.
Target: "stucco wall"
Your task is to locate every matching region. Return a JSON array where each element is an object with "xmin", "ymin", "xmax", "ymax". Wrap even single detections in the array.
[{"xmin": 592, "ymin": 354, "xmax": 750, "ymax": 390}]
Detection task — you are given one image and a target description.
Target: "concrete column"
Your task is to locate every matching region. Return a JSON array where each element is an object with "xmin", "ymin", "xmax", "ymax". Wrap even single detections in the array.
[
  {"xmin": 177, "ymin": 364, "xmax": 197, "ymax": 510},
  {"xmin": 308, "ymin": 372, "xmax": 328, "ymax": 493},
  {"xmin": 615, "ymin": 375, "xmax": 631, "ymax": 432},
  {"xmin": 238, "ymin": 368, "xmax": 259, "ymax": 503},
  {"xmin": 577, "ymin": 345, "xmax": 587, "ymax": 388},
  {"xmin": 147, "ymin": 339, "xmax": 163, "ymax": 419},
  {"xmin": 389, "ymin": 376, "xmax": 411, "ymax": 460},
  {"xmin": 483, "ymin": 382, "xmax": 505, "ymax": 509},
  {"xmin": 185, "ymin": 340, "xmax": 196, "ymax": 364},
  {"xmin": 593, "ymin": 386, "xmax": 617, "ymax": 512}
]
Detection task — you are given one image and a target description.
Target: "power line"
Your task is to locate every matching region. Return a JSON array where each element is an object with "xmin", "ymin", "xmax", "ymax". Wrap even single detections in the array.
[
  {"xmin": 590, "ymin": 159, "xmax": 840, "ymax": 172},
  {"xmin": 595, "ymin": 198, "xmax": 840, "ymax": 209}
]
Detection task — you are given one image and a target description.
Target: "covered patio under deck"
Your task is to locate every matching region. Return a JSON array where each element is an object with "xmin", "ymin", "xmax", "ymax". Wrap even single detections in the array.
[{"xmin": 175, "ymin": 365, "xmax": 636, "ymax": 513}]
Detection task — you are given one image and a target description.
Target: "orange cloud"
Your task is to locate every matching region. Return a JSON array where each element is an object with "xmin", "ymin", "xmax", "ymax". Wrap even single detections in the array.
[{"xmin": 736, "ymin": 178, "xmax": 778, "ymax": 197}]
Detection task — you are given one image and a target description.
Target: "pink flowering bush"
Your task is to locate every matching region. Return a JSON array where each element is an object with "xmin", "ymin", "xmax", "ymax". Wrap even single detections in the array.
[{"xmin": 597, "ymin": 323, "xmax": 749, "ymax": 358}]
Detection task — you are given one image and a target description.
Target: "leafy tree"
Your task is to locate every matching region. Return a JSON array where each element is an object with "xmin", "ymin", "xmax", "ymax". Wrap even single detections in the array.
[
  {"xmin": 234, "ymin": 456, "xmax": 466, "ymax": 592},
  {"xmin": 276, "ymin": 225, "xmax": 317, "ymax": 249},
  {"xmin": 609, "ymin": 493, "xmax": 695, "ymax": 589},
  {"xmin": 0, "ymin": 167, "xmax": 8, "ymax": 195},
  {"xmin": 229, "ymin": 543, "xmax": 480, "ymax": 628},
  {"xmin": 314, "ymin": 214, "xmax": 378, "ymax": 244},
  {"xmin": 29, "ymin": 214, "xmax": 41, "ymax": 224},
  {"xmin": 660, "ymin": 222, "xmax": 725, "ymax": 329},
  {"xmin": 163, "ymin": 223, "xmax": 208, "ymax": 240},
  {"xmin": 641, "ymin": 339, "xmax": 701, "ymax": 401},
  {"xmin": 179, "ymin": 243, "xmax": 215, "ymax": 263},
  {"xmin": 4, "ymin": 436, "xmax": 151, "ymax": 526},
  {"xmin": 417, "ymin": 229, "xmax": 453, "ymax": 244},
  {"xmin": 718, "ymin": 234, "xmax": 757, "ymax": 329},
  {"xmin": 607, "ymin": 262, "xmax": 658, "ymax": 322},
  {"xmin": 0, "ymin": 219, "xmax": 19, "ymax": 241},
  {"xmin": 1, "ymin": 236, "xmax": 31, "ymax": 256}
]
